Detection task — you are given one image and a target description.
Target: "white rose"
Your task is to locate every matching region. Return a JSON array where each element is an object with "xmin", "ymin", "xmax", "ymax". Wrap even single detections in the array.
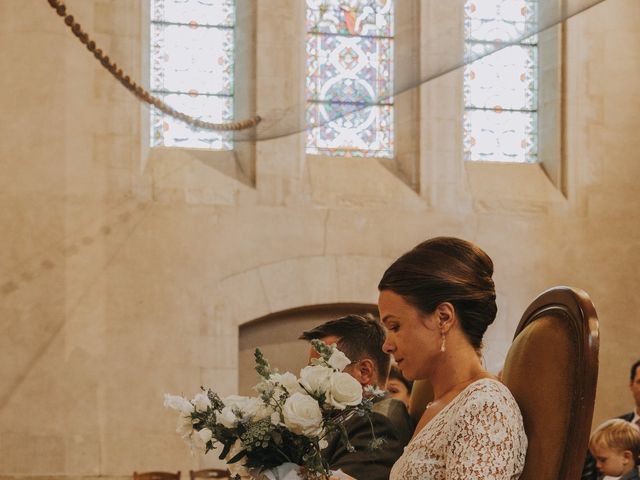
[
  {"xmin": 164, "ymin": 394, "xmax": 194, "ymax": 415},
  {"xmin": 191, "ymin": 427, "xmax": 213, "ymax": 450},
  {"xmin": 226, "ymin": 439, "xmax": 249, "ymax": 478},
  {"xmin": 192, "ymin": 393, "xmax": 211, "ymax": 412},
  {"xmin": 223, "ymin": 395, "xmax": 261, "ymax": 418},
  {"xmin": 270, "ymin": 372, "xmax": 303, "ymax": 395},
  {"xmin": 218, "ymin": 406, "xmax": 238, "ymax": 428},
  {"xmin": 282, "ymin": 392, "xmax": 323, "ymax": 437},
  {"xmin": 328, "ymin": 372, "xmax": 363, "ymax": 409},
  {"xmin": 197, "ymin": 427, "xmax": 212, "ymax": 443},
  {"xmin": 299, "ymin": 365, "xmax": 333, "ymax": 395},
  {"xmin": 327, "ymin": 349, "xmax": 351, "ymax": 371},
  {"xmin": 176, "ymin": 414, "xmax": 194, "ymax": 437}
]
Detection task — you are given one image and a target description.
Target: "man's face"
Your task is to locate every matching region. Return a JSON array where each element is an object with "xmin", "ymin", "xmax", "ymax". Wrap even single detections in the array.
[{"xmin": 630, "ymin": 366, "xmax": 640, "ymax": 410}]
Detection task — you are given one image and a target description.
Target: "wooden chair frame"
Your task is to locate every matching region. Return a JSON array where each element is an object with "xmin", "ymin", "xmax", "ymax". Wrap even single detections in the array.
[{"xmin": 508, "ymin": 286, "xmax": 599, "ymax": 479}]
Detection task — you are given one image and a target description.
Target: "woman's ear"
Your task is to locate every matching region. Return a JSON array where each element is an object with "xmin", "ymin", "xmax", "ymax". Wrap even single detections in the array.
[{"xmin": 434, "ymin": 302, "xmax": 455, "ymax": 333}]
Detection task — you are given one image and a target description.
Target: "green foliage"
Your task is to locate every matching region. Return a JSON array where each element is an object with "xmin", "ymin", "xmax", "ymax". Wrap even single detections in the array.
[{"xmin": 254, "ymin": 348, "xmax": 273, "ymax": 379}]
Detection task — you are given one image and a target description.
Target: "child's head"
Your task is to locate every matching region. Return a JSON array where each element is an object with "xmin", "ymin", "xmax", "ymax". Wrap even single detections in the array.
[
  {"xmin": 386, "ymin": 364, "xmax": 413, "ymax": 407},
  {"xmin": 589, "ymin": 419, "xmax": 640, "ymax": 477}
]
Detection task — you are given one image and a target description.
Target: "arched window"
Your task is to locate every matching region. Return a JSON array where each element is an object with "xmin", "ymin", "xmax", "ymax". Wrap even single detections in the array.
[
  {"xmin": 149, "ymin": 0, "xmax": 235, "ymax": 150},
  {"xmin": 464, "ymin": 1, "xmax": 538, "ymax": 163},
  {"xmin": 306, "ymin": 0, "xmax": 394, "ymax": 158}
]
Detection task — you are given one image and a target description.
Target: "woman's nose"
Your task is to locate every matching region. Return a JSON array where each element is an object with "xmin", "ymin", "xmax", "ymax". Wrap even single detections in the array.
[{"xmin": 382, "ymin": 337, "xmax": 394, "ymax": 354}]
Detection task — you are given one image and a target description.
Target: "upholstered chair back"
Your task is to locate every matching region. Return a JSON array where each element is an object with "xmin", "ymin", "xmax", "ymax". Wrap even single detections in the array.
[{"xmin": 502, "ymin": 286, "xmax": 599, "ymax": 479}]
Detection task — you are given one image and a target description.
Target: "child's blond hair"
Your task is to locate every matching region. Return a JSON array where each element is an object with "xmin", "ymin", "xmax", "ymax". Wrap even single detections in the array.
[{"xmin": 589, "ymin": 419, "xmax": 640, "ymax": 459}]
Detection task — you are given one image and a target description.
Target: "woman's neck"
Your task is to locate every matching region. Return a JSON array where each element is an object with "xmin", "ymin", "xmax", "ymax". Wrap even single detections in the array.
[{"xmin": 429, "ymin": 346, "xmax": 488, "ymax": 400}]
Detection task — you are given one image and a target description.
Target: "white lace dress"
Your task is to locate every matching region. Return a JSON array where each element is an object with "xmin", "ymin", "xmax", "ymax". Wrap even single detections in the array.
[{"xmin": 390, "ymin": 379, "xmax": 527, "ymax": 480}]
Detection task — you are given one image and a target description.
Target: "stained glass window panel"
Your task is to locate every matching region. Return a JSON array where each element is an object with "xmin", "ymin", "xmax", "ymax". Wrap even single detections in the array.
[
  {"xmin": 465, "ymin": 0, "xmax": 538, "ymax": 44},
  {"xmin": 464, "ymin": 45, "xmax": 537, "ymax": 111},
  {"xmin": 150, "ymin": 0, "xmax": 234, "ymax": 150},
  {"xmin": 464, "ymin": 110, "xmax": 537, "ymax": 163},
  {"xmin": 464, "ymin": 0, "xmax": 538, "ymax": 163},
  {"xmin": 306, "ymin": 0, "xmax": 394, "ymax": 158}
]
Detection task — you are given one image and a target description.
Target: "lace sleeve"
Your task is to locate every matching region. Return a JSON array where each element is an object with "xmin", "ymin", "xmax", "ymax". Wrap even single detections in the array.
[{"xmin": 445, "ymin": 388, "xmax": 526, "ymax": 480}]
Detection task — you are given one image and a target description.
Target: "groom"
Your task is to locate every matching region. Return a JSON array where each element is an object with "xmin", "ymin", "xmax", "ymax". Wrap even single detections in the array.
[{"xmin": 300, "ymin": 314, "xmax": 413, "ymax": 480}]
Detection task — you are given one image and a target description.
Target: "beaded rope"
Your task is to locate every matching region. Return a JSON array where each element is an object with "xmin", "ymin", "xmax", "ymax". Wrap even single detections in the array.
[{"xmin": 45, "ymin": 0, "xmax": 261, "ymax": 132}]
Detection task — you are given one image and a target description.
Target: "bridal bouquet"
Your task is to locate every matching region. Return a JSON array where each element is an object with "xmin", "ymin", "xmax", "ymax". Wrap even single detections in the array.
[{"xmin": 164, "ymin": 340, "xmax": 384, "ymax": 480}]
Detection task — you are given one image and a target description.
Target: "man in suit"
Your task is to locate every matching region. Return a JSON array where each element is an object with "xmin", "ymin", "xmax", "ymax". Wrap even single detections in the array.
[
  {"xmin": 583, "ymin": 359, "xmax": 640, "ymax": 480},
  {"xmin": 300, "ymin": 314, "xmax": 414, "ymax": 480}
]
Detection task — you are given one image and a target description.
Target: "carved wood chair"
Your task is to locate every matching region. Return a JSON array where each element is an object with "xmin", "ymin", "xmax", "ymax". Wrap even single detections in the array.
[
  {"xmin": 133, "ymin": 472, "xmax": 180, "ymax": 480},
  {"xmin": 408, "ymin": 286, "xmax": 600, "ymax": 479},
  {"xmin": 189, "ymin": 469, "xmax": 230, "ymax": 480}
]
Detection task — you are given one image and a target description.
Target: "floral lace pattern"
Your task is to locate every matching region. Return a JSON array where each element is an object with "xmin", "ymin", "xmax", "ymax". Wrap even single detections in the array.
[{"xmin": 390, "ymin": 379, "xmax": 527, "ymax": 480}]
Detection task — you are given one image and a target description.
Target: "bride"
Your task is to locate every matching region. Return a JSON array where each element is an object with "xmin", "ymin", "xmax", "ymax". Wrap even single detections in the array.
[{"xmin": 336, "ymin": 237, "xmax": 527, "ymax": 480}]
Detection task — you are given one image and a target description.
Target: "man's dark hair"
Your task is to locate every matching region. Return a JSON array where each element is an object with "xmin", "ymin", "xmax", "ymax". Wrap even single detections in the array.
[
  {"xmin": 300, "ymin": 314, "xmax": 390, "ymax": 384},
  {"xmin": 631, "ymin": 360, "xmax": 640, "ymax": 382}
]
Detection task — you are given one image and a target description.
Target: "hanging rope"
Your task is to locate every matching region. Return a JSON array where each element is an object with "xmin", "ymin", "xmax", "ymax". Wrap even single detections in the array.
[{"xmin": 46, "ymin": 0, "xmax": 261, "ymax": 132}]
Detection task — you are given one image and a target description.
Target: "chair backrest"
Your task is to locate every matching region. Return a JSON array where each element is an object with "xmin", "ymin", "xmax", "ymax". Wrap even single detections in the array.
[
  {"xmin": 133, "ymin": 472, "xmax": 180, "ymax": 480},
  {"xmin": 189, "ymin": 469, "xmax": 230, "ymax": 480},
  {"xmin": 407, "ymin": 286, "xmax": 599, "ymax": 479},
  {"xmin": 501, "ymin": 286, "xmax": 599, "ymax": 480},
  {"xmin": 408, "ymin": 377, "xmax": 433, "ymax": 425}
]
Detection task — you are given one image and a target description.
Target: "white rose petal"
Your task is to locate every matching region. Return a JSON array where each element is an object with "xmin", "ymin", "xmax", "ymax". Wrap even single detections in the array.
[
  {"xmin": 282, "ymin": 392, "xmax": 323, "ymax": 437},
  {"xmin": 270, "ymin": 372, "xmax": 303, "ymax": 395},
  {"xmin": 328, "ymin": 349, "xmax": 351, "ymax": 371},
  {"xmin": 223, "ymin": 395, "xmax": 262, "ymax": 418},
  {"xmin": 192, "ymin": 393, "xmax": 211, "ymax": 412},
  {"xmin": 218, "ymin": 406, "xmax": 238, "ymax": 428},
  {"xmin": 299, "ymin": 365, "xmax": 333, "ymax": 395},
  {"xmin": 328, "ymin": 372, "xmax": 363, "ymax": 409},
  {"xmin": 176, "ymin": 414, "xmax": 194, "ymax": 437},
  {"xmin": 197, "ymin": 428, "xmax": 213, "ymax": 443},
  {"xmin": 164, "ymin": 394, "xmax": 194, "ymax": 415}
]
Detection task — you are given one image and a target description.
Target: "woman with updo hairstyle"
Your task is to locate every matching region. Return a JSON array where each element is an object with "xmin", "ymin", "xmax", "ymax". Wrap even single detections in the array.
[
  {"xmin": 379, "ymin": 237, "xmax": 527, "ymax": 479},
  {"xmin": 334, "ymin": 237, "xmax": 527, "ymax": 480}
]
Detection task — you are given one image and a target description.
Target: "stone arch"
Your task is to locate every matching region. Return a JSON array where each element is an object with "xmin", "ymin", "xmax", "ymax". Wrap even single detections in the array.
[{"xmin": 212, "ymin": 254, "xmax": 393, "ymax": 327}]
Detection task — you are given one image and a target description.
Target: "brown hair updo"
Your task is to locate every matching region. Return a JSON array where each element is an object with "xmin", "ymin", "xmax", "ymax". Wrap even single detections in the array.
[{"xmin": 378, "ymin": 237, "xmax": 497, "ymax": 351}]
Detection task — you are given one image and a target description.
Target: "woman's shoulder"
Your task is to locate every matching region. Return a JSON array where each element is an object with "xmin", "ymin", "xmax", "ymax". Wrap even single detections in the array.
[{"xmin": 455, "ymin": 378, "xmax": 522, "ymax": 417}]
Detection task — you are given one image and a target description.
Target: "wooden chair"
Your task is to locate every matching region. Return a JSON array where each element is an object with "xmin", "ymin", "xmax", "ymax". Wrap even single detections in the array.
[
  {"xmin": 408, "ymin": 286, "xmax": 600, "ymax": 479},
  {"xmin": 189, "ymin": 469, "xmax": 230, "ymax": 480},
  {"xmin": 133, "ymin": 472, "xmax": 180, "ymax": 480},
  {"xmin": 502, "ymin": 286, "xmax": 599, "ymax": 479}
]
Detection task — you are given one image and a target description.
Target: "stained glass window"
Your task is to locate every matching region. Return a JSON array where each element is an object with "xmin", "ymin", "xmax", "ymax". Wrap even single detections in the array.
[
  {"xmin": 150, "ymin": 0, "xmax": 234, "ymax": 150},
  {"xmin": 306, "ymin": 0, "xmax": 394, "ymax": 158},
  {"xmin": 464, "ymin": 1, "xmax": 538, "ymax": 163}
]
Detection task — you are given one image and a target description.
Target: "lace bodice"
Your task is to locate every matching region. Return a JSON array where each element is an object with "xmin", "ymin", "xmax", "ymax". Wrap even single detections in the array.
[{"xmin": 390, "ymin": 379, "xmax": 527, "ymax": 480}]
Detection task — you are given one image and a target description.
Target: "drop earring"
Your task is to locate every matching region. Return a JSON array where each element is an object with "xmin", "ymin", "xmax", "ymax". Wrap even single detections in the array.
[{"xmin": 440, "ymin": 330, "xmax": 446, "ymax": 353}]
